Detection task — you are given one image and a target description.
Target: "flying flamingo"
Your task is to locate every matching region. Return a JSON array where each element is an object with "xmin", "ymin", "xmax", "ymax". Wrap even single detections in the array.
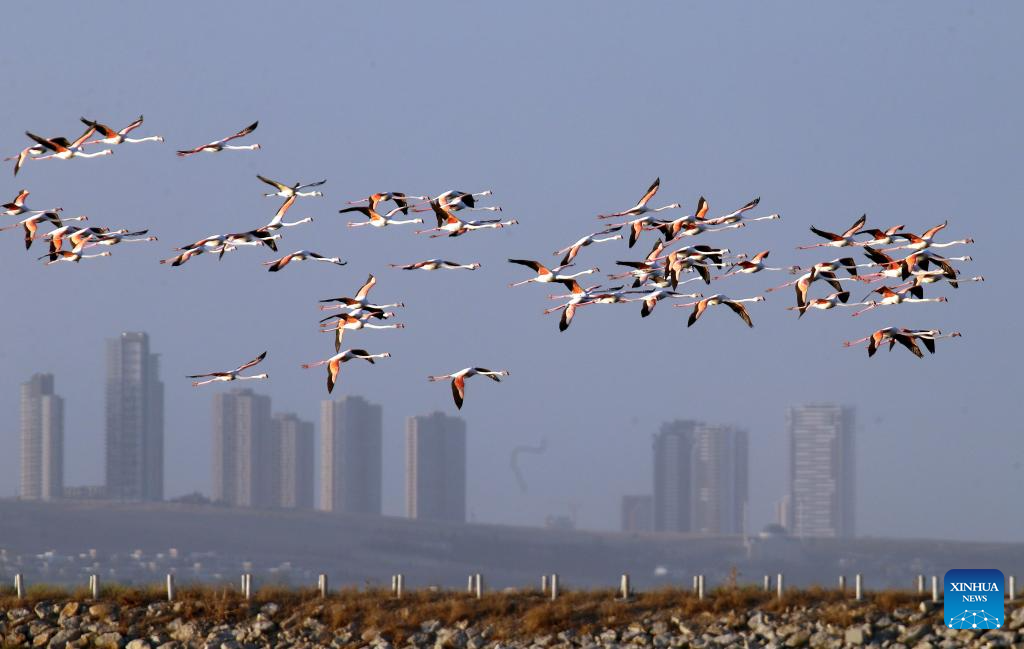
[
  {"xmin": 415, "ymin": 212, "xmax": 518, "ymax": 238},
  {"xmin": 854, "ymin": 224, "xmax": 905, "ymax": 246},
  {"xmin": 159, "ymin": 246, "xmax": 235, "ymax": 267},
  {"xmin": 622, "ymin": 287, "xmax": 703, "ymax": 317},
  {"xmin": 341, "ymin": 205, "xmax": 423, "ymax": 228},
  {"xmin": 256, "ymin": 174, "xmax": 325, "ymax": 198},
  {"xmin": 597, "ymin": 178, "xmax": 681, "ymax": 220},
  {"xmin": 784, "ymin": 291, "xmax": 860, "ymax": 317},
  {"xmin": 543, "ymin": 280, "xmax": 627, "ymax": 331},
  {"xmin": 83, "ymin": 229, "xmax": 158, "ymax": 248},
  {"xmin": 318, "ymin": 274, "xmax": 404, "ymax": 314},
  {"xmin": 718, "ymin": 251, "xmax": 788, "ymax": 278},
  {"xmin": 389, "ymin": 259, "xmax": 481, "ymax": 271},
  {"xmin": 797, "ymin": 214, "xmax": 867, "ymax": 249},
  {"xmin": 176, "ymin": 121, "xmax": 260, "ymax": 156},
  {"xmin": 675, "ymin": 294, "xmax": 766, "ymax": 327},
  {"xmin": 843, "ymin": 328, "xmax": 960, "ymax": 358},
  {"xmin": 882, "ymin": 221, "xmax": 973, "ymax": 252},
  {"xmin": 188, "ymin": 351, "xmax": 269, "ymax": 387},
  {"xmin": 850, "ymin": 286, "xmax": 948, "ymax": 317},
  {"xmin": 427, "ymin": 367, "xmax": 510, "ymax": 410},
  {"xmin": 3, "ymin": 190, "xmax": 61, "ymax": 217},
  {"xmin": 892, "ymin": 269, "xmax": 984, "ymax": 294},
  {"xmin": 25, "ymin": 129, "xmax": 113, "ymax": 163},
  {"xmin": 1, "ymin": 212, "xmax": 88, "ymax": 249},
  {"xmin": 347, "ymin": 192, "xmax": 425, "ymax": 215},
  {"xmin": 38, "ymin": 250, "xmax": 112, "ymax": 265},
  {"xmin": 80, "ymin": 115, "xmax": 163, "ymax": 146},
  {"xmin": 254, "ymin": 196, "xmax": 312, "ymax": 235},
  {"xmin": 221, "ymin": 230, "xmax": 281, "ymax": 256},
  {"xmin": 263, "ymin": 250, "xmax": 346, "ymax": 272},
  {"xmin": 508, "ymin": 259, "xmax": 598, "ymax": 288},
  {"xmin": 701, "ymin": 197, "xmax": 767, "ymax": 225},
  {"xmin": 320, "ymin": 313, "xmax": 405, "ymax": 352},
  {"xmin": 301, "ymin": 349, "xmax": 390, "ymax": 394},
  {"xmin": 554, "ymin": 229, "xmax": 623, "ymax": 266}
]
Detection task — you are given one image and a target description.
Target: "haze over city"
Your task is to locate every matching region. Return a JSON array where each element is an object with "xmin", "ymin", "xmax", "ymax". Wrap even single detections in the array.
[{"xmin": 1, "ymin": 0, "xmax": 1021, "ymax": 548}]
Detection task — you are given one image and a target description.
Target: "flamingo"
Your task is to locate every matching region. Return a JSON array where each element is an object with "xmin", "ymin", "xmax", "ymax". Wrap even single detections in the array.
[
  {"xmin": 188, "ymin": 351, "xmax": 269, "ymax": 387},
  {"xmin": 675, "ymin": 294, "xmax": 766, "ymax": 328},
  {"xmin": 662, "ymin": 250, "xmax": 714, "ymax": 287},
  {"xmin": 766, "ymin": 267, "xmax": 859, "ymax": 310},
  {"xmin": 176, "ymin": 121, "xmax": 260, "ymax": 156},
  {"xmin": 25, "ymin": 129, "xmax": 113, "ymax": 163},
  {"xmin": 301, "ymin": 349, "xmax": 390, "ymax": 394},
  {"xmin": 409, "ymin": 190, "xmax": 499, "ymax": 214},
  {"xmin": 797, "ymin": 214, "xmax": 867, "ymax": 249},
  {"xmin": 718, "ymin": 251, "xmax": 788, "ymax": 278},
  {"xmin": 554, "ymin": 228, "xmax": 623, "ymax": 266},
  {"xmin": 427, "ymin": 367, "xmax": 510, "ymax": 410},
  {"xmin": 263, "ymin": 250, "xmax": 346, "ymax": 272},
  {"xmin": 508, "ymin": 259, "xmax": 598, "ymax": 288},
  {"xmin": 784, "ymin": 291, "xmax": 861, "ymax": 317},
  {"xmin": 622, "ymin": 287, "xmax": 703, "ymax": 317},
  {"xmin": 256, "ymin": 174, "xmax": 325, "ymax": 198},
  {"xmin": 416, "ymin": 212, "xmax": 518, "ymax": 238},
  {"xmin": 843, "ymin": 328, "xmax": 960, "ymax": 358},
  {"xmin": 255, "ymin": 196, "xmax": 312, "ymax": 234},
  {"xmin": 389, "ymin": 259, "xmax": 480, "ymax": 271},
  {"xmin": 80, "ymin": 115, "xmax": 163, "ymax": 146},
  {"xmin": 854, "ymin": 224, "xmax": 905, "ymax": 246},
  {"xmin": 3, "ymin": 190, "xmax": 61, "ymax": 217},
  {"xmin": 882, "ymin": 221, "xmax": 973, "ymax": 252},
  {"xmin": 320, "ymin": 313, "xmax": 405, "ymax": 352},
  {"xmin": 318, "ymin": 274, "xmax": 404, "ymax": 313},
  {"xmin": 41, "ymin": 225, "xmax": 109, "ymax": 261},
  {"xmin": 898, "ymin": 251, "xmax": 972, "ymax": 281},
  {"xmin": 38, "ymin": 250, "xmax": 112, "ymax": 265},
  {"xmin": 221, "ymin": 230, "xmax": 281, "ymax": 256},
  {"xmin": 159, "ymin": 245, "xmax": 235, "ymax": 267},
  {"xmin": 892, "ymin": 269, "xmax": 984, "ymax": 294},
  {"xmin": 850, "ymin": 286, "xmax": 948, "ymax": 317},
  {"xmin": 597, "ymin": 178, "xmax": 681, "ymax": 220},
  {"xmin": 347, "ymin": 192, "xmax": 424, "ymax": 215},
  {"xmin": 84, "ymin": 229, "xmax": 158, "ymax": 248},
  {"xmin": 701, "ymin": 197, "xmax": 768, "ymax": 225},
  {"xmin": 544, "ymin": 281, "xmax": 626, "ymax": 331},
  {"xmin": 651, "ymin": 218, "xmax": 746, "ymax": 243},
  {"xmin": 341, "ymin": 205, "xmax": 423, "ymax": 228},
  {"xmin": 5, "ymin": 145, "xmax": 47, "ymax": 176},
  {"xmin": 0, "ymin": 212, "xmax": 87, "ymax": 249}
]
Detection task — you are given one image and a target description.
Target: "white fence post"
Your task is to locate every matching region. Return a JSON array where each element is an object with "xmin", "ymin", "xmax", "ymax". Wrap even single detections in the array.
[
  {"xmin": 697, "ymin": 575, "xmax": 705, "ymax": 600},
  {"xmin": 1008, "ymin": 575, "xmax": 1016, "ymax": 602},
  {"xmin": 931, "ymin": 576, "xmax": 940, "ymax": 602},
  {"xmin": 550, "ymin": 573, "xmax": 559, "ymax": 600},
  {"xmin": 90, "ymin": 574, "xmax": 100, "ymax": 600},
  {"xmin": 620, "ymin": 574, "xmax": 630, "ymax": 599},
  {"xmin": 763, "ymin": 575, "xmax": 771, "ymax": 592},
  {"xmin": 14, "ymin": 574, "xmax": 24, "ymax": 600},
  {"xmin": 776, "ymin": 573, "xmax": 784, "ymax": 600},
  {"xmin": 318, "ymin": 574, "xmax": 328, "ymax": 598},
  {"xmin": 395, "ymin": 574, "xmax": 404, "ymax": 599},
  {"xmin": 541, "ymin": 574, "xmax": 548, "ymax": 594},
  {"xmin": 916, "ymin": 574, "xmax": 925, "ymax": 594},
  {"xmin": 166, "ymin": 574, "xmax": 175, "ymax": 602},
  {"xmin": 838, "ymin": 575, "xmax": 846, "ymax": 592},
  {"xmin": 474, "ymin": 573, "xmax": 483, "ymax": 599},
  {"xmin": 855, "ymin": 574, "xmax": 863, "ymax": 601}
]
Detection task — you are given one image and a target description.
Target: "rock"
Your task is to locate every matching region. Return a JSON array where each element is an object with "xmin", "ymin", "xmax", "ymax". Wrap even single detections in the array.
[
  {"xmin": 259, "ymin": 603, "xmax": 280, "ymax": 618},
  {"xmin": 34, "ymin": 603, "xmax": 54, "ymax": 620},
  {"xmin": 89, "ymin": 604, "xmax": 119, "ymax": 620},
  {"xmin": 126, "ymin": 640, "xmax": 152, "ymax": 649},
  {"xmin": 420, "ymin": 620, "xmax": 443, "ymax": 634},
  {"xmin": 46, "ymin": 629, "xmax": 81, "ymax": 648},
  {"xmin": 784, "ymin": 630, "xmax": 810, "ymax": 647},
  {"xmin": 9, "ymin": 608, "xmax": 33, "ymax": 623},
  {"xmin": 94, "ymin": 631, "xmax": 124, "ymax": 649},
  {"xmin": 60, "ymin": 602, "xmax": 82, "ymax": 621},
  {"xmin": 1009, "ymin": 606, "xmax": 1024, "ymax": 630},
  {"xmin": 899, "ymin": 624, "xmax": 931, "ymax": 644}
]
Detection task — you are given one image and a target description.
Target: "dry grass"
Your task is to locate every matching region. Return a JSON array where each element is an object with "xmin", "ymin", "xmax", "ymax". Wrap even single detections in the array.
[{"xmin": 0, "ymin": 584, "xmax": 985, "ymax": 640}]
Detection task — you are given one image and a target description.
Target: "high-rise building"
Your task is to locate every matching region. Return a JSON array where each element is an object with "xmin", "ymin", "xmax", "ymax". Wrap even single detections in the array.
[
  {"xmin": 274, "ymin": 413, "xmax": 314, "ymax": 509},
  {"xmin": 405, "ymin": 411, "xmax": 466, "ymax": 522},
  {"xmin": 20, "ymin": 373, "xmax": 63, "ymax": 501},
  {"xmin": 620, "ymin": 494, "xmax": 654, "ymax": 532},
  {"xmin": 212, "ymin": 389, "xmax": 274, "ymax": 508},
  {"xmin": 691, "ymin": 424, "xmax": 748, "ymax": 535},
  {"xmin": 787, "ymin": 403, "xmax": 856, "ymax": 538},
  {"xmin": 652, "ymin": 420, "xmax": 697, "ymax": 532},
  {"xmin": 321, "ymin": 396, "xmax": 382, "ymax": 514},
  {"xmin": 105, "ymin": 332, "xmax": 164, "ymax": 501}
]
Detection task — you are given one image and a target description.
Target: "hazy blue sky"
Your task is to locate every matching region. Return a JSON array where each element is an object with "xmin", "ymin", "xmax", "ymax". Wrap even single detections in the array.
[{"xmin": 1, "ymin": 2, "xmax": 1020, "ymax": 541}]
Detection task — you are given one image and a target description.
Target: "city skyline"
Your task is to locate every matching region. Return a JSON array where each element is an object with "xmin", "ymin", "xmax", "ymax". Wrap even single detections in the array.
[
  {"xmin": 10, "ymin": 360, "xmax": 854, "ymax": 537},
  {"xmin": 787, "ymin": 404, "xmax": 856, "ymax": 538},
  {"xmin": 19, "ymin": 373, "xmax": 63, "ymax": 501}
]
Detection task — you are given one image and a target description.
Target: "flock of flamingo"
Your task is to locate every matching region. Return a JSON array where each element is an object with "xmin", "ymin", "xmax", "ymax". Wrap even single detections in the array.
[{"xmin": 4, "ymin": 117, "xmax": 979, "ymax": 408}]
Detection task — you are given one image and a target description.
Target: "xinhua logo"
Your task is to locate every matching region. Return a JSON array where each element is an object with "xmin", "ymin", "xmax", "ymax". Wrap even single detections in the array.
[{"xmin": 944, "ymin": 569, "xmax": 1004, "ymax": 629}]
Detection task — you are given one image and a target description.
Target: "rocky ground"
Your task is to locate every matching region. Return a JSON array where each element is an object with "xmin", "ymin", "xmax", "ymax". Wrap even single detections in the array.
[{"xmin": 1, "ymin": 590, "xmax": 1022, "ymax": 648}]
